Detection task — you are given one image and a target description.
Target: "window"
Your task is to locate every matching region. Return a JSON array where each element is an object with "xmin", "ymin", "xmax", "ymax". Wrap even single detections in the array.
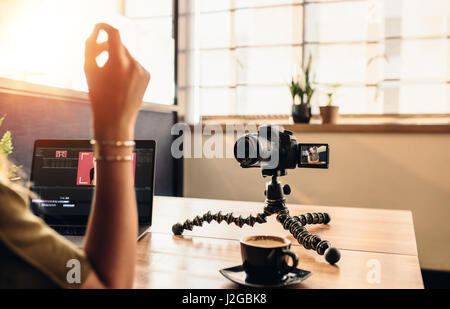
[
  {"xmin": 179, "ymin": 0, "xmax": 450, "ymax": 121},
  {"xmin": 0, "ymin": 0, "xmax": 175, "ymax": 105}
]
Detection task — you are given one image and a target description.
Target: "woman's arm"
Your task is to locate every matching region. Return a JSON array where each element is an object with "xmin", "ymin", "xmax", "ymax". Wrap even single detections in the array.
[{"xmin": 80, "ymin": 23, "xmax": 150, "ymax": 289}]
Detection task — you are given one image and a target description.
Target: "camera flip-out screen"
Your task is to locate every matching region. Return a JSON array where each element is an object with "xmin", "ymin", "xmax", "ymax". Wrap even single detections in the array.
[{"xmin": 299, "ymin": 144, "xmax": 329, "ymax": 169}]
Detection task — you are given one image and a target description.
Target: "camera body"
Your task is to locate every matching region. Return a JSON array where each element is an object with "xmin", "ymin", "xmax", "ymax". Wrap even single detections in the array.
[{"xmin": 234, "ymin": 125, "xmax": 329, "ymax": 177}]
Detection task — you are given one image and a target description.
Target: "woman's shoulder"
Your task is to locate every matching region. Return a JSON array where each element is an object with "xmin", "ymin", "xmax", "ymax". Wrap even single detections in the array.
[
  {"xmin": 0, "ymin": 182, "xmax": 32, "ymax": 228},
  {"xmin": 0, "ymin": 180, "xmax": 91, "ymax": 289},
  {"xmin": 0, "ymin": 181, "xmax": 29, "ymax": 211}
]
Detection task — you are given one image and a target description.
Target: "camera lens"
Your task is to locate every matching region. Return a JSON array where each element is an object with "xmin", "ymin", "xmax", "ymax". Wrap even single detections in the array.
[{"xmin": 234, "ymin": 135, "xmax": 259, "ymax": 167}]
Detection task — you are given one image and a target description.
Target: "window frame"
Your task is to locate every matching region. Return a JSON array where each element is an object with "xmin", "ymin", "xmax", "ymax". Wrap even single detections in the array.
[
  {"xmin": 176, "ymin": 0, "xmax": 450, "ymax": 121},
  {"xmin": 0, "ymin": 0, "xmax": 179, "ymax": 113}
]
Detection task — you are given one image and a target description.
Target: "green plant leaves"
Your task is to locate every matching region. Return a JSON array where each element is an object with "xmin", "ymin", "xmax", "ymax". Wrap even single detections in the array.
[
  {"xmin": 290, "ymin": 54, "xmax": 315, "ymax": 105},
  {"xmin": 0, "ymin": 114, "xmax": 21, "ymax": 180},
  {"xmin": 0, "ymin": 130, "xmax": 13, "ymax": 156},
  {"xmin": 0, "ymin": 115, "xmax": 13, "ymax": 157}
]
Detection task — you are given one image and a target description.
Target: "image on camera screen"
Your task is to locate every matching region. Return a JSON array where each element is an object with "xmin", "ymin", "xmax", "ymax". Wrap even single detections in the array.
[{"xmin": 299, "ymin": 144, "xmax": 329, "ymax": 169}]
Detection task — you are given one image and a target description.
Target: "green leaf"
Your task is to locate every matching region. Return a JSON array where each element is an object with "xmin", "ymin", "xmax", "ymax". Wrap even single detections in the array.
[
  {"xmin": 298, "ymin": 87, "xmax": 305, "ymax": 104},
  {"xmin": 290, "ymin": 54, "xmax": 315, "ymax": 105},
  {"xmin": 0, "ymin": 115, "xmax": 6, "ymax": 127},
  {"xmin": 0, "ymin": 130, "xmax": 13, "ymax": 156},
  {"xmin": 0, "ymin": 114, "xmax": 21, "ymax": 178},
  {"xmin": 289, "ymin": 79, "xmax": 298, "ymax": 99},
  {"xmin": 304, "ymin": 54, "xmax": 314, "ymax": 105}
]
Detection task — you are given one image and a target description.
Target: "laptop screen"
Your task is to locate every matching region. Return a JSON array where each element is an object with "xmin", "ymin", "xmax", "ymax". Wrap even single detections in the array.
[{"xmin": 30, "ymin": 140, "xmax": 155, "ymax": 225}]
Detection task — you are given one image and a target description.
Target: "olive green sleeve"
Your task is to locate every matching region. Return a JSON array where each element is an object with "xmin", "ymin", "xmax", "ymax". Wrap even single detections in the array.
[{"xmin": 0, "ymin": 184, "xmax": 91, "ymax": 289}]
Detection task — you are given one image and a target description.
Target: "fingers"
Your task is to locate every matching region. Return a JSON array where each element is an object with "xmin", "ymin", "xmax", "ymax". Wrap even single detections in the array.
[
  {"xmin": 84, "ymin": 22, "xmax": 149, "ymax": 85},
  {"xmin": 93, "ymin": 23, "xmax": 121, "ymax": 57},
  {"xmin": 94, "ymin": 42, "xmax": 108, "ymax": 56},
  {"xmin": 85, "ymin": 23, "xmax": 122, "ymax": 69},
  {"xmin": 85, "ymin": 42, "xmax": 108, "ymax": 70},
  {"xmin": 86, "ymin": 23, "xmax": 121, "ymax": 46},
  {"xmin": 85, "ymin": 23, "xmax": 102, "ymax": 44}
]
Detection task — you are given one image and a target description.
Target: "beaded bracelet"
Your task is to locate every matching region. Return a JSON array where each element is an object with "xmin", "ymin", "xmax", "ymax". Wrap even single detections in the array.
[{"xmin": 90, "ymin": 140, "xmax": 135, "ymax": 147}]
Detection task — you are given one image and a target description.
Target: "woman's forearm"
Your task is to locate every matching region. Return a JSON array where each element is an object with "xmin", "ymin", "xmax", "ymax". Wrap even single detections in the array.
[{"xmin": 84, "ymin": 139, "xmax": 138, "ymax": 288}]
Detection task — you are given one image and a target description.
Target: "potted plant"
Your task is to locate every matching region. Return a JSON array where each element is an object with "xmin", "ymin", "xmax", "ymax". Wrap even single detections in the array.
[
  {"xmin": 0, "ymin": 115, "xmax": 21, "ymax": 181},
  {"xmin": 319, "ymin": 84, "xmax": 340, "ymax": 124},
  {"xmin": 290, "ymin": 54, "xmax": 315, "ymax": 123}
]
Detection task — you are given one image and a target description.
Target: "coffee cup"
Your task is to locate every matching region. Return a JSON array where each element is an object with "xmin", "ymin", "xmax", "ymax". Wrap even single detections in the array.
[{"xmin": 240, "ymin": 235, "xmax": 298, "ymax": 283}]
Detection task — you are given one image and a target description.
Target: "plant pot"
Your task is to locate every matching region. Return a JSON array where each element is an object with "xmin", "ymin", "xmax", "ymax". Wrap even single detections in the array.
[
  {"xmin": 292, "ymin": 104, "xmax": 311, "ymax": 124},
  {"xmin": 320, "ymin": 106, "xmax": 339, "ymax": 124}
]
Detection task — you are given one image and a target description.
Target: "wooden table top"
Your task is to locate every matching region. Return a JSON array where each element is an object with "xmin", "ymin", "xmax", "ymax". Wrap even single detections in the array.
[{"xmin": 134, "ymin": 196, "xmax": 423, "ymax": 289}]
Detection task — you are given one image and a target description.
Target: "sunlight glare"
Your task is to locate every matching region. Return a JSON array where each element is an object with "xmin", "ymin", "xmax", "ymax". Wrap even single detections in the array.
[
  {"xmin": 0, "ymin": 0, "xmax": 123, "ymax": 90},
  {"xmin": 96, "ymin": 51, "xmax": 109, "ymax": 68},
  {"xmin": 96, "ymin": 30, "xmax": 109, "ymax": 44}
]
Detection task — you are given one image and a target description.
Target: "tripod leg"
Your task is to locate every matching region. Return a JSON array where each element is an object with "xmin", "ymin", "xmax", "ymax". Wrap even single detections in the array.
[
  {"xmin": 172, "ymin": 211, "xmax": 270, "ymax": 236},
  {"xmin": 291, "ymin": 212, "xmax": 331, "ymax": 226},
  {"xmin": 276, "ymin": 211, "xmax": 341, "ymax": 265}
]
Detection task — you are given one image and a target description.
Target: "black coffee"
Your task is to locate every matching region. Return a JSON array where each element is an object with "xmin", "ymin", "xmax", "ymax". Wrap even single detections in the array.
[{"xmin": 245, "ymin": 238, "xmax": 285, "ymax": 248}]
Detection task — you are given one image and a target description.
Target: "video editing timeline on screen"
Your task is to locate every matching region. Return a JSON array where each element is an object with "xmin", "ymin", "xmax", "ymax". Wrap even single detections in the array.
[{"xmin": 31, "ymin": 146, "xmax": 154, "ymax": 221}]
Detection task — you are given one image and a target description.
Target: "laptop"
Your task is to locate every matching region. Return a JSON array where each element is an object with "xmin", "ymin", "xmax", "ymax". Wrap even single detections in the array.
[{"xmin": 29, "ymin": 139, "xmax": 155, "ymax": 247}]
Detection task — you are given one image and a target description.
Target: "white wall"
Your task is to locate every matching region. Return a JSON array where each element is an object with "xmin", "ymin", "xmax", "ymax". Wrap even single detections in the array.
[{"xmin": 184, "ymin": 131, "xmax": 450, "ymax": 271}]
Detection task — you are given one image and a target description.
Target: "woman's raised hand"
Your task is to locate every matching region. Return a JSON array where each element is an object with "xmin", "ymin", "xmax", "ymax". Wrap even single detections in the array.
[{"xmin": 84, "ymin": 23, "xmax": 150, "ymax": 141}]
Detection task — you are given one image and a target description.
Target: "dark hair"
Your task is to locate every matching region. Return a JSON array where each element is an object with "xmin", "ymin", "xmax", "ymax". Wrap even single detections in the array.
[{"xmin": 309, "ymin": 146, "xmax": 317, "ymax": 153}]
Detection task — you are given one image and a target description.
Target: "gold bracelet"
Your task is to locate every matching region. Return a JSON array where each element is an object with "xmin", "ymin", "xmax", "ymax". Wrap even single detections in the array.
[
  {"xmin": 90, "ymin": 139, "xmax": 136, "ymax": 147},
  {"xmin": 95, "ymin": 155, "xmax": 134, "ymax": 162}
]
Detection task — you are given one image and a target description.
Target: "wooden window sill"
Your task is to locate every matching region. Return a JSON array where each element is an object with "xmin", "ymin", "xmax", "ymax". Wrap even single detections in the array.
[
  {"xmin": 0, "ymin": 77, "xmax": 178, "ymax": 114},
  {"xmin": 200, "ymin": 115, "xmax": 450, "ymax": 133}
]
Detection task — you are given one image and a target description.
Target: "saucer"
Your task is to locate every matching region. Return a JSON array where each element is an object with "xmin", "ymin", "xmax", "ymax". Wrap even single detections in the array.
[{"xmin": 219, "ymin": 265, "xmax": 312, "ymax": 288}]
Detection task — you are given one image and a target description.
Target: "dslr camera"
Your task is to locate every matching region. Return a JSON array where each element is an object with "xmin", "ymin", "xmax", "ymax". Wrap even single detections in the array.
[{"xmin": 234, "ymin": 125, "xmax": 329, "ymax": 177}]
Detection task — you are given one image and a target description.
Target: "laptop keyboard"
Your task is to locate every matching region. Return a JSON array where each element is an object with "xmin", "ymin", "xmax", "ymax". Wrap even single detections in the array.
[{"xmin": 51, "ymin": 225, "xmax": 87, "ymax": 236}]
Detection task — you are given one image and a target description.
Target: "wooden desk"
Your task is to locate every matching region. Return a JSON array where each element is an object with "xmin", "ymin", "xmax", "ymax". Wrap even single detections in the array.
[{"xmin": 134, "ymin": 196, "xmax": 423, "ymax": 289}]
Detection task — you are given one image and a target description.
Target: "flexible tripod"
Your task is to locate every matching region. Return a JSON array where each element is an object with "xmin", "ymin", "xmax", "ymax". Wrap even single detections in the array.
[{"xmin": 172, "ymin": 175, "xmax": 341, "ymax": 265}]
